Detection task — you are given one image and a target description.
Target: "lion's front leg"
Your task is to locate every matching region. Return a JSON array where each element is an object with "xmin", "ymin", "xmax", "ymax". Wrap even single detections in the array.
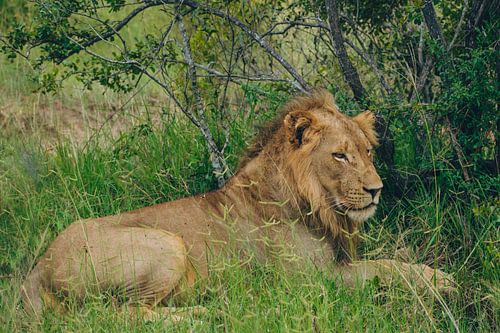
[
  {"xmin": 336, "ymin": 259, "xmax": 455, "ymax": 294},
  {"xmin": 121, "ymin": 305, "xmax": 209, "ymax": 323}
]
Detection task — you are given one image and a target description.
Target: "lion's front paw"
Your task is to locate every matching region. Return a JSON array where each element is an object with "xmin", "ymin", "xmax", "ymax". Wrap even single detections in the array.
[{"xmin": 413, "ymin": 264, "xmax": 456, "ymax": 294}]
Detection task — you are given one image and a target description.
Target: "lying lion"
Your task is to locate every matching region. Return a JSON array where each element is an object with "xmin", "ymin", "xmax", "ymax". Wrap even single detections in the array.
[{"xmin": 21, "ymin": 91, "xmax": 452, "ymax": 320}]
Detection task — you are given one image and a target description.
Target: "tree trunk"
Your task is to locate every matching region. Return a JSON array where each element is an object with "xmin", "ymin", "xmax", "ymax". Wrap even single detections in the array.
[
  {"xmin": 325, "ymin": 0, "xmax": 365, "ymax": 101},
  {"xmin": 422, "ymin": 0, "xmax": 447, "ymax": 45},
  {"xmin": 324, "ymin": 0, "xmax": 399, "ymax": 180}
]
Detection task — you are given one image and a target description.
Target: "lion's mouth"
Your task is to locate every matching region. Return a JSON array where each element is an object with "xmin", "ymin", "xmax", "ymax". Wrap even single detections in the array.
[
  {"xmin": 335, "ymin": 202, "xmax": 377, "ymax": 212},
  {"xmin": 331, "ymin": 200, "xmax": 378, "ymax": 221},
  {"xmin": 349, "ymin": 203, "xmax": 377, "ymax": 211}
]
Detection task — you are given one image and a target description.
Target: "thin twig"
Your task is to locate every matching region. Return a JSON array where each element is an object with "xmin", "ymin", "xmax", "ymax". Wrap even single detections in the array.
[
  {"xmin": 448, "ymin": 0, "xmax": 470, "ymax": 51},
  {"xmin": 177, "ymin": 13, "xmax": 227, "ymax": 186}
]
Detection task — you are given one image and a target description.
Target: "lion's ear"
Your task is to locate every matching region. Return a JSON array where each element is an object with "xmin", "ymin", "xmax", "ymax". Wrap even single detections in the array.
[
  {"xmin": 284, "ymin": 111, "xmax": 319, "ymax": 148},
  {"xmin": 353, "ymin": 111, "xmax": 378, "ymax": 146}
]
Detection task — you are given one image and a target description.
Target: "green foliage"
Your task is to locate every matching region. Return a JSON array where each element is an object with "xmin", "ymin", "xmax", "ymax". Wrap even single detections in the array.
[{"xmin": 433, "ymin": 24, "xmax": 498, "ymax": 165}]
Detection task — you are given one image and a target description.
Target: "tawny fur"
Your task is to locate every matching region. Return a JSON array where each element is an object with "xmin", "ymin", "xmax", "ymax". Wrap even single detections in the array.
[{"xmin": 21, "ymin": 90, "xmax": 453, "ymax": 318}]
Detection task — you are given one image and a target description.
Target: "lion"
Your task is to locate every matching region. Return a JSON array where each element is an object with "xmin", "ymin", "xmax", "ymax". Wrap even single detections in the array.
[{"xmin": 21, "ymin": 90, "xmax": 453, "ymax": 320}]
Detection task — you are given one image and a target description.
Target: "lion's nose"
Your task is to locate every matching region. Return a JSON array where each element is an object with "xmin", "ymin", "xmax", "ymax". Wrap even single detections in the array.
[{"xmin": 363, "ymin": 186, "xmax": 382, "ymax": 200}]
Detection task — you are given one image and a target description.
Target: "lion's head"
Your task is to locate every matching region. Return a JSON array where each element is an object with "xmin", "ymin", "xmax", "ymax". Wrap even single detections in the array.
[
  {"xmin": 280, "ymin": 91, "xmax": 383, "ymax": 224},
  {"xmin": 283, "ymin": 100, "xmax": 383, "ymax": 225},
  {"xmin": 238, "ymin": 90, "xmax": 383, "ymax": 240}
]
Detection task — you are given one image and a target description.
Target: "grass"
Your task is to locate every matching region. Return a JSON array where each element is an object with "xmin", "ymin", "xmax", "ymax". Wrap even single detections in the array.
[{"xmin": 0, "ymin": 93, "xmax": 498, "ymax": 331}]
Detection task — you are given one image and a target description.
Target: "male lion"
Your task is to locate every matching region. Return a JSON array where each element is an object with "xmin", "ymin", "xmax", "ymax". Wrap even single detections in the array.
[{"xmin": 22, "ymin": 91, "xmax": 452, "ymax": 319}]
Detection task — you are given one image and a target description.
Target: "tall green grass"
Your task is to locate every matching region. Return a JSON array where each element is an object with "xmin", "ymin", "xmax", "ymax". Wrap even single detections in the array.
[{"xmin": 0, "ymin": 102, "xmax": 498, "ymax": 331}]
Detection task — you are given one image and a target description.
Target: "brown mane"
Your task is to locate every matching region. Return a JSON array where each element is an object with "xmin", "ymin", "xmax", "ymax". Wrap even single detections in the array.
[{"xmin": 239, "ymin": 90, "xmax": 338, "ymax": 169}]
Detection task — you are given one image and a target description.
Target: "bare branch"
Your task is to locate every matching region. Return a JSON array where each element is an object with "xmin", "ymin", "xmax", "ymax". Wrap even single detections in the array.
[
  {"xmin": 261, "ymin": 20, "xmax": 327, "ymax": 39},
  {"xmin": 177, "ymin": 16, "xmax": 204, "ymax": 123},
  {"xmin": 418, "ymin": 23, "xmax": 425, "ymax": 68},
  {"xmin": 343, "ymin": 38, "xmax": 393, "ymax": 95},
  {"xmin": 174, "ymin": 0, "xmax": 311, "ymax": 92},
  {"xmin": 217, "ymin": 16, "xmax": 234, "ymax": 156},
  {"xmin": 263, "ymin": 17, "xmax": 391, "ymax": 98},
  {"xmin": 466, "ymin": 0, "xmax": 488, "ymax": 48},
  {"xmin": 445, "ymin": 117, "xmax": 471, "ymax": 182},
  {"xmin": 448, "ymin": 0, "xmax": 470, "ymax": 50},
  {"xmin": 53, "ymin": 1, "xmax": 158, "ymax": 63},
  {"xmin": 194, "ymin": 63, "xmax": 295, "ymax": 83},
  {"xmin": 411, "ymin": 57, "xmax": 433, "ymax": 101},
  {"xmin": 177, "ymin": 14, "xmax": 227, "ymax": 186},
  {"xmin": 412, "ymin": 0, "xmax": 448, "ymax": 100}
]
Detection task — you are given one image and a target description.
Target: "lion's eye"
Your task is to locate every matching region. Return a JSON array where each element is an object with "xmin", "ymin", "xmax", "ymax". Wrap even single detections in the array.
[{"xmin": 333, "ymin": 152, "xmax": 348, "ymax": 161}]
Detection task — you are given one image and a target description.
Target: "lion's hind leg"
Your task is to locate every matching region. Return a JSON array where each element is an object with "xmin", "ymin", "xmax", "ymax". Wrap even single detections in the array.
[
  {"xmin": 90, "ymin": 226, "xmax": 194, "ymax": 307},
  {"xmin": 23, "ymin": 221, "xmax": 195, "ymax": 317}
]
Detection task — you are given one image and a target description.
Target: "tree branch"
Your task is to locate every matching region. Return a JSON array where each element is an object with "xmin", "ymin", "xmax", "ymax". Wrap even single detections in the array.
[
  {"xmin": 465, "ymin": 0, "xmax": 489, "ymax": 48},
  {"xmin": 343, "ymin": 38, "xmax": 393, "ymax": 95},
  {"xmin": 422, "ymin": 0, "xmax": 447, "ymax": 45},
  {"xmin": 325, "ymin": 0, "xmax": 365, "ymax": 100},
  {"xmin": 177, "ymin": 14, "xmax": 228, "ymax": 186},
  {"xmin": 448, "ymin": 0, "xmax": 470, "ymax": 50},
  {"xmin": 31, "ymin": 0, "xmax": 310, "ymax": 92},
  {"xmin": 53, "ymin": 1, "xmax": 158, "ymax": 63},
  {"xmin": 411, "ymin": 57, "xmax": 434, "ymax": 101},
  {"xmin": 260, "ymin": 19, "xmax": 393, "ymax": 96},
  {"xmin": 194, "ymin": 63, "xmax": 295, "ymax": 84},
  {"xmin": 174, "ymin": 0, "xmax": 311, "ymax": 92}
]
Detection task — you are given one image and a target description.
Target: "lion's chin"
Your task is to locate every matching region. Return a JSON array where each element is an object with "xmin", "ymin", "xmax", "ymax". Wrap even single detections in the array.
[{"xmin": 346, "ymin": 204, "xmax": 377, "ymax": 222}]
